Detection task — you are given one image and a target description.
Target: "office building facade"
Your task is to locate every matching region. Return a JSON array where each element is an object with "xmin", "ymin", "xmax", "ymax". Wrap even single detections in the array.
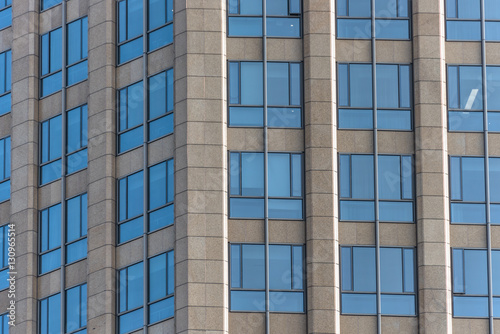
[{"xmin": 0, "ymin": 0, "xmax": 498, "ymax": 333}]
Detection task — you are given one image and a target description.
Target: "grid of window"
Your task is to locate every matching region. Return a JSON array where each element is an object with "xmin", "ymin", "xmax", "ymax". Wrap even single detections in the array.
[
  {"xmin": 40, "ymin": 17, "xmax": 88, "ymax": 98},
  {"xmin": 67, "ymin": 17, "xmax": 88, "ymax": 86},
  {"xmin": 118, "ymin": 158, "xmax": 174, "ymax": 244},
  {"xmin": 118, "ymin": 0, "xmax": 174, "ymax": 64},
  {"xmin": 449, "ymin": 156, "xmax": 500, "ymax": 224},
  {"xmin": 118, "ymin": 250, "xmax": 174, "ymax": 334},
  {"xmin": 452, "ymin": 248, "xmax": 500, "ymax": 318},
  {"xmin": 41, "ymin": 0, "xmax": 62, "ymax": 11},
  {"xmin": 0, "ymin": 50, "xmax": 11, "ymax": 116},
  {"xmin": 39, "ymin": 193, "xmax": 87, "ymax": 274},
  {"xmin": 0, "ymin": 224, "xmax": 9, "ymax": 291},
  {"xmin": 338, "ymin": 63, "xmax": 412, "ymax": 130},
  {"xmin": 341, "ymin": 246, "xmax": 416, "ymax": 315},
  {"xmin": 118, "ymin": 69, "xmax": 174, "ymax": 153},
  {"xmin": 0, "ymin": 136, "xmax": 10, "ymax": 203},
  {"xmin": 230, "ymin": 244, "xmax": 304, "ymax": 312},
  {"xmin": 0, "ymin": 313, "xmax": 8, "ymax": 334},
  {"xmin": 228, "ymin": 61, "xmax": 302, "ymax": 128},
  {"xmin": 39, "ymin": 284, "xmax": 87, "ymax": 334},
  {"xmin": 447, "ymin": 65, "xmax": 500, "ymax": 131},
  {"xmin": 0, "ymin": 0, "xmax": 11, "ymax": 31},
  {"xmin": 229, "ymin": 152, "xmax": 303, "ymax": 219},
  {"xmin": 228, "ymin": 0, "xmax": 301, "ymax": 37},
  {"xmin": 339, "ymin": 154, "xmax": 414, "ymax": 222},
  {"xmin": 446, "ymin": 0, "xmax": 500, "ymax": 41},
  {"xmin": 337, "ymin": 0, "xmax": 410, "ymax": 39}
]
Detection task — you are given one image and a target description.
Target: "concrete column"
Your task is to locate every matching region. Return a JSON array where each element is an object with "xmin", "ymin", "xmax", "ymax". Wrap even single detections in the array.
[
  {"xmin": 173, "ymin": 0, "xmax": 228, "ymax": 333},
  {"xmin": 86, "ymin": 0, "xmax": 116, "ymax": 332},
  {"xmin": 10, "ymin": 0, "xmax": 39, "ymax": 333},
  {"xmin": 303, "ymin": 0, "xmax": 339, "ymax": 333},
  {"xmin": 413, "ymin": 0, "xmax": 452, "ymax": 332}
]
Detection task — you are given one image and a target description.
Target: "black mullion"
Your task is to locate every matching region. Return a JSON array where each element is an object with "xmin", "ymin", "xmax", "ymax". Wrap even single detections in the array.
[
  {"xmin": 401, "ymin": 248, "xmax": 405, "ymax": 292},
  {"xmin": 399, "ymin": 156, "xmax": 403, "ymax": 200},
  {"xmin": 290, "ymin": 245, "xmax": 294, "ymax": 290},
  {"xmin": 239, "ymin": 153, "xmax": 243, "ymax": 195},
  {"xmin": 238, "ymin": 62, "xmax": 242, "ymax": 105},
  {"xmin": 288, "ymin": 63, "xmax": 292, "ymax": 106},
  {"xmin": 240, "ymin": 245, "xmax": 243, "ymax": 288}
]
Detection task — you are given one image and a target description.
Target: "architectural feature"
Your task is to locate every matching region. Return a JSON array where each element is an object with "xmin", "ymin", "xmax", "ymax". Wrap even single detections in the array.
[{"xmin": 0, "ymin": 0, "xmax": 499, "ymax": 333}]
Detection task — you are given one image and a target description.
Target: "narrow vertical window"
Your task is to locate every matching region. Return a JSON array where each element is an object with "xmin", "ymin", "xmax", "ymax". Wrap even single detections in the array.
[
  {"xmin": 39, "ymin": 203, "xmax": 62, "ymax": 274},
  {"xmin": 0, "ymin": 224, "xmax": 8, "ymax": 290},
  {"xmin": 118, "ymin": 262, "xmax": 144, "ymax": 334},
  {"xmin": 118, "ymin": 171, "xmax": 144, "ymax": 243},
  {"xmin": 148, "ymin": 69, "xmax": 174, "ymax": 141},
  {"xmin": 40, "ymin": 293, "xmax": 61, "ymax": 334},
  {"xmin": 67, "ymin": 17, "xmax": 88, "ymax": 86},
  {"xmin": 66, "ymin": 105, "xmax": 88, "ymax": 174},
  {"xmin": 40, "ymin": 27, "xmax": 63, "ymax": 97},
  {"xmin": 66, "ymin": 193, "xmax": 87, "ymax": 264},
  {"xmin": 148, "ymin": 0, "xmax": 174, "ymax": 51},
  {"xmin": 148, "ymin": 250, "xmax": 175, "ymax": 323},
  {"xmin": 118, "ymin": 0, "xmax": 144, "ymax": 64},
  {"xmin": 148, "ymin": 159, "xmax": 174, "ymax": 232},
  {"xmin": 0, "ymin": 136, "xmax": 10, "ymax": 202},
  {"xmin": 40, "ymin": 115, "xmax": 62, "ymax": 185},
  {"xmin": 65, "ymin": 284, "xmax": 87, "ymax": 333},
  {"xmin": 0, "ymin": 50, "xmax": 11, "ymax": 115},
  {"xmin": 0, "ymin": 0, "xmax": 12, "ymax": 30},
  {"xmin": 118, "ymin": 82, "xmax": 144, "ymax": 153}
]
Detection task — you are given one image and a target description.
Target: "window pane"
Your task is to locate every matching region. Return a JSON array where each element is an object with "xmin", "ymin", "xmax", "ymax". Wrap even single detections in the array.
[
  {"xmin": 50, "ymin": 28, "xmax": 62, "ymax": 72},
  {"xmin": 230, "ymin": 198, "xmax": 265, "ymax": 218},
  {"xmin": 119, "ymin": 126, "xmax": 143, "ymax": 153},
  {"xmin": 457, "ymin": 0, "xmax": 480, "ymax": 18},
  {"xmin": 241, "ymin": 62, "xmax": 263, "ymax": 105},
  {"xmin": 266, "ymin": 0, "xmax": 287, "ymax": 15},
  {"xmin": 149, "ymin": 253, "xmax": 167, "ymax": 301},
  {"xmin": 240, "ymin": 0, "xmax": 262, "ymax": 14},
  {"xmin": 242, "ymin": 244, "xmax": 265, "ymax": 289},
  {"xmin": 464, "ymin": 250, "xmax": 487, "ymax": 294},
  {"xmin": 448, "ymin": 66, "xmax": 459, "ymax": 109},
  {"xmin": 339, "ymin": 109, "xmax": 373, "ymax": 129},
  {"xmin": 340, "ymin": 200, "xmax": 375, "ymax": 221},
  {"xmin": 228, "ymin": 17, "xmax": 263, "ymax": 37},
  {"xmin": 119, "ymin": 308, "xmax": 143, "ymax": 334},
  {"xmin": 292, "ymin": 246, "xmax": 303, "ymax": 290},
  {"xmin": 40, "ymin": 248, "xmax": 61, "ymax": 274},
  {"xmin": 126, "ymin": 262, "xmax": 144, "ymax": 310},
  {"xmin": 400, "ymin": 65, "xmax": 411, "ymax": 107},
  {"xmin": 487, "ymin": 66, "xmax": 500, "ymax": 110},
  {"xmin": 149, "ymin": 0, "xmax": 166, "ymax": 30},
  {"xmin": 241, "ymin": 152, "xmax": 264, "ymax": 196},
  {"xmin": 338, "ymin": 64, "xmax": 348, "ymax": 107},
  {"xmin": 351, "ymin": 155, "xmax": 374, "ymax": 199},
  {"xmin": 229, "ymin": 107, "xmax": 264, "ymax": 127},
  {"xmin": 267, "ymin": 63, "xmax": 289, "ymax": 106},
  {"xmin": 230, "ymin": 244, "xmax": 241, "ymax": 288},
  {"xmin": 230, "ymin": 153, "xmax": 240, "ymax": 195},
  {"xmin": 149, "ymin": 204, "xmax": 173, "ymax": 231},
  {"xmin": 149, "ymin": 114, "xmax": 173, "ymax": 141},
  {"xmin": 453, "ymin": 296, "xmax": 488, "ymax": 317},
  {"xmin": 459, "ymin": 66, "xmax": 482, "ymax": 110},
  {"xmin": 493, "ymin": 251, "xmax": 500, "ymax": 295},
  {"xmin": 148, "ymin": 71, "xmax": 166, "ymax": 120},
  {"xmin": 231, "ymin": 291, "xmax": 265, "ymax": 311},
  {"xmin": 350, "ymin": 64, "xmax": 372, "ymax": 107},
  {"xmin": 119, "ymin": 37, "xmax": 143, "ymax": 64},
  {"xmin": 148, "ymin": 23, "xmax": 173, "ymax": 50},
  {"xmin": 461, "ymin": 157, "xmax": 485, "ymax": 201},
  {"xmin": 269, "ymin": 245, "xmax": 291, "ymax": 290},
  {"xmin": 349, "ymin": 0, "xmax": 371, "ymax": 16},
  {"xmin": 41, "ymin": 71, "xmax": 62, "ymax": 97},
  {"xmin": 378, "ymin": 155, "xmax": 401, "ymax": 200},
  {"xmin": 380, "ymin": 248, "xmax": 403, "ymax": 293},
  {"xmin": 381, "ymin": 294, "xmax": 415, "ymax": 315},
  {"xmin": 119, "ymin": 216, "xmax": 143, "ymax": 243},
  {"xmin": 449, "ymin": 111, "xmax": 483, "ymax": 131},
  {"xmin": 149, "ymin": 297, "xmax": 174, "ymax": 323},
  {"xmin": 291, "ymin": 154, "xmax": 302, "ymax": 197},
  {"xmin": 353, "ymin": 247, "xmax": 376, "ymax": 291},
  {"xmin": 490, "ymin": 158, "xmax": 500, "ymax": 202},
  {"xmin": 485, "ymin": 0, "xmax": 500, "ymax": 19},
  {"xmin": 337, "ymin": 19, "xmax": 372, "ymax": 39},
  {"xmin": 67, "ymin": 19, "xmax": 82, "ymax": 65},
  {"xmin": 0, "ymin": 7, "xmax": 11, "ymax": 30},
  {"xmin": 127, "ymin": 0, "xmax": 143, "ymax": 39},
  {"xmin": 128, "ymin": 171, "xmax": 144, "ymax": 218},
  {"xmin": 375, "ymin": 19, "xmax": 409, "ymax": 39},
  {"xmin": 268, "ymin": 199, "xmax": 302, "ymax": 219},
  {"xmin": 453, "ymin": 249, "xmax": 464, "ymax": 293},
  {"xmin": 266, "ymin": 17, "xmax": 300, "ymax": 38},
  {"xmin": 376, "ymin": 64, "xmax": 399, "ymax": 108},
  {"xmin": 451, "ymin": 203, "xmax": 486, "ymax": 224},
  {"xmin": 66, "ymin": 238, "xmax": 87, "ymax": 264},
  {"xmin": 342, "ymin": 293, "xmax": 376, "ymax": 314},
  {"xmin": 446, "ymin": 21, "xmax": 481, "ymax": 41},
  {"xmin": 290, "ymin": 63, "xmax": 301, "ymax": 106},
  {"xmin": 149, "ymin": 162, "xmax": 167, "ymax": 210},
  {"xmin": 375, "ymin": 0, "xmax": 398, "ymax": 17},
  {"xmin": 229, "ymin": 62, "xmax": 239, "ymax": 105},
  {"xmin": 268, "ymin": 153, "xmax": 290, "ymax": 197},
  {"xmin": 403, "ymin": 248, "xmax": 414, "ymax": 292},
  {"xmin": 341, "ymin": 247, "xmax": 352, "ymax": 291},
  {"xmin": 338, "ymin": 0, "xmax": 347, "ymax": 16}
]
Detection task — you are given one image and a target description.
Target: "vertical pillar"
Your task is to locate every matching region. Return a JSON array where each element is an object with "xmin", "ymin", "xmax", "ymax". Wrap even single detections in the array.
[
  {"xmin": 413, "ymin": 0, "xmax": 452, "ymax": 332},
  {"xmin": 10, "ymin": 0, "xmax": 39, "ymax": 333},
  {"xmin": 86, "ymin": 0, "xmax": 116, "ymax": 332},
  {"xmin": 173, "ymin": 0, "xmax": 228, "ymax": 333},
  {"xmin": 303, "ymin": 0, "xmax": 339, "ymax": 333}
]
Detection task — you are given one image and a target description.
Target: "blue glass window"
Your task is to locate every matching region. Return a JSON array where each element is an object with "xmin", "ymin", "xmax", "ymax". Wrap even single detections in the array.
[
  {"xmin": 0, "ymin": 224, "xmax": 9, "ymax": 291},
  {"xmin": 0, "ymin": 312, "xmax": 8, "ymax": 333},
  {"xmin": 340, "ymin": 154, "xmax": 414, "ymax": 222},
  {"xmin": 148, "ymin": 159, "xmax": 174, "ymax": 232},
  {"xmin": 67, "ymin": 105, "xmax": 88, "ymax": 174},
  {"xmin": 118, "ymin": 0, "xmax": 143, "ymax": 64},
  {"xmin": 39, "ymin": 204, "xmax": 62, "ymax": 274},
  {"xmin": 337, "ymin": 0, "xmax": 410, "ymax": 39},
  {"xmin": 40, "ymin": 293, "xmax": 61, "ymax": 334},
  {"xmin": 41, "ymin": 0, "xmax": 62, "ymax": 11},
  {"xmin": 40, "ymin": 115, "xmax": 62, "ymax": 185},
  {"xmin": 0, "ymin": 50, "xmax": 11, "ymax": 116},
  {"xmin": 119, "ymin": 251, "xmax": 175, "ymax": 333},
  {"xmin": 228, "ymin": 61, "xmax": 302, "ymax": 128},
  {"xmin": 452, "ymin": 248, "xmax": 500, "ymax": 317},
  {"xmin": 229, "ymin": 152, "xmax": 303, "ymax": 219},
  {"xmin": 0, "ymin": 136, "xmax": 10, "ymax": 202},
  {"xmin": 148, "ymin": 69, "xmax": 174, "ymax": 141},
  {"xmin": 338, "ymin": 63, "xmax": 412, "ymax": 130},
  {"xmin": 40, "ymin": 27, "xmax": 62, "ymax": 97},
  {"xmin": 67, "ymin": 17, "xmax": 88, "ymax": 86},
  {"xmin": 118, "ymin": 82, "xmax": 144, "ymax": 153},
  {"xmin": 118, "ymin": 171, "xmax": 144, "ymax": 243},
  {"xmin": 66, "ymin": 194, "xmax": 87, "ymax": 264},
  {"xmin": 148, "ymin": 250, "xmax": 175, "ymax": 323},
  {"xmin": 66, "ymin": 284, "xmax": 87, "ymax": 333},
  {"xmin": 230, "ymin": 244, "xmax": 304, "ymax": 312},
  {"xmin": 445, "ymin": 0, "xmax": 500, "ymax": 40},
  {"xmin": 341, "ymin": 246, "xmax": 416, "ymax": 315},
  {"xmin": 148, "ymin": 0, "xmax": 174, "ymax": 51},
  {"xmin": 228, "ymin": 0, "xmax": 301, "ymax": 37},
  {"xmin": 0, "ymin": 0, "xmax": 12, "ymax": 31}
]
